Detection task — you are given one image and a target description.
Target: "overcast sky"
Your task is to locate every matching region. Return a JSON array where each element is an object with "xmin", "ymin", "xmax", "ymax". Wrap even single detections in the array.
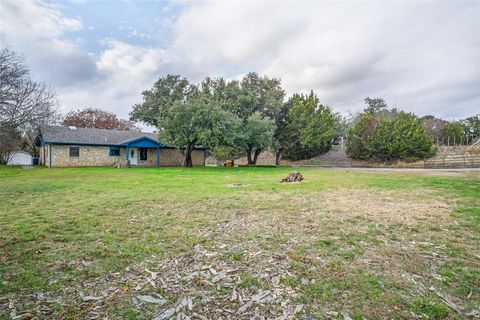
[{"xmin": 1, "ymin": 0, "xmax": 479, "ymax": 129}]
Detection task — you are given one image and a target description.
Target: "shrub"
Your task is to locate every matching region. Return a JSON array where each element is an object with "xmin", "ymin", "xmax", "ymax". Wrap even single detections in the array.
[{"xmin": 347, "ymin": 112, "xmax": 436, "ymax": 162}]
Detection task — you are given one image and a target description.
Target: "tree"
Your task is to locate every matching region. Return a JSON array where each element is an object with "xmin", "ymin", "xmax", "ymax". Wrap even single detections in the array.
[
  {"xmin": 158, "ymin": 93, "xmax": 242, "ymax": 167},
  {"xmin": 364, "ymin": 97, "xmax": 389, "ymax": 114},
  {"xmin": 282, "ymin": 92, "xmax": 339, "ymax": 161},
  {"xmin": 461, "ymin": 115, "xmax": 480, "ymax": 142},
  {"xmin": 441, "ymin": 121, "xmax": 465, "ymax": 145},
  {"xmin": 243, "ymin": 112, "xmax": 275, "ymax": 164},
  {"xmin": 219, "ymin": 73, "xmax": 284, "ymax": 164},
  {"xmin": 346, "ymin": 101, "xmax": 436, "ymax": 162},
  {"xmin": 132, "ymin": 75, "xmax": 245, "ymax": 167},
  {"xmin": 197, "ymin": 73, "xmax": 284, "ymax": 165},
  {"xmin": 0, "ymin": 49, "xmax": 57, "ymax": 130},
  {"xmin": 345, "ymin": 113, "xmax": 379, "ymax": 160},
  {"xmin": 130, "ymin": 74, "xmax": 195, "ymax": 127},
  {"xmin": 0, "ymin": 48, "xmax": 57, "ymax": 162},
  {"xmin": 421, "ymin": 115, "xmax": 448, "ymax": 144},
  {"xmin": 21, "ymin": 127, "xmax": 41, "ymax": 157},
  {"xmin": 364, "ymin": 112, "xmax": 436, "ymax": 161},
  {"xmin": 0, "ymin": 125, "xmax": 21, "ymax": 165},
  {"xmin": 63, "ymin": 108, "xmax": 139, "ymax": 131},
  {"xmin": 271, "ymin": 101, "xmax": 291, "ymax": 165}
]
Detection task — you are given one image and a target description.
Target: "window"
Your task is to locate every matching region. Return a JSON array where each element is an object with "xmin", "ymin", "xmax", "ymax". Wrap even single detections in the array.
[
  {"xmin": 140, "ymin": 148, "xmax": 148, "ymax": 161},
  {"xmin": 109, "ymin": 146, "xmax": 120, "ymax": 156},
  {"xmin": 69, "ymin": 146, "xmax": 79, "ymax": 157}
]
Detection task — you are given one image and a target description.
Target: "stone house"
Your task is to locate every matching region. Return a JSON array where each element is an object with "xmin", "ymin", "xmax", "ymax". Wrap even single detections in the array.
[{"xmin": 39, "ymin": 126, "xmax": 206, "ymax": 167}]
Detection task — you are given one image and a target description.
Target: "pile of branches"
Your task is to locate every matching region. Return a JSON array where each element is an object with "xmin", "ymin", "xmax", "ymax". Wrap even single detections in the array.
[{"xmin": 280, "ymin": 171, "xmax": 304, "ymax": 183}]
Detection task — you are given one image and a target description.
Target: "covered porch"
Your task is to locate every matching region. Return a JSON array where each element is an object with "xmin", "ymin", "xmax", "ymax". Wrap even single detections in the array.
[{"xmin": 118, "ymin": 136, "xmax": 162, "ymax": 167}]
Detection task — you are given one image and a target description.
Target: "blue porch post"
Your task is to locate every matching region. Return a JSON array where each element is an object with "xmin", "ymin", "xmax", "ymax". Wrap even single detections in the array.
[
  {"xmin": 156, "ymin": 146, "xmax": 160, "ymax": 167},
  {"xmin": 126, "ymin": 145, "xmax": 129, "ymax": 162}
]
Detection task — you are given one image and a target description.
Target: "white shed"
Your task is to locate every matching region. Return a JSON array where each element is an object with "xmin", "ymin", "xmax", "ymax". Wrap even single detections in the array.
[{"xmin": 7, "ymin": 151, "xmax": 33, "ymax": 166}]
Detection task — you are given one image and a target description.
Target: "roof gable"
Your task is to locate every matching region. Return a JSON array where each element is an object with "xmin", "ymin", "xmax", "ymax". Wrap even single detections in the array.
[{"xmin": 119, "ymin": 136, "xmax": 162, "ymax": 148}]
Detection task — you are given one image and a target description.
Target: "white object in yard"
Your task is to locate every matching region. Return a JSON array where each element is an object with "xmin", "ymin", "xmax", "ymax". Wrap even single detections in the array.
[{"xmin": 7, "ymin": 151, "xmax": 33, "ymax": 165}]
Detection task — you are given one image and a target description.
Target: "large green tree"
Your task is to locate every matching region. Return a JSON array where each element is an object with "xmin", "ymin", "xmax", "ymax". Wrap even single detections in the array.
[
  {"xmin": 282, "ymin": 91, "xmax": 340, "ymax": 161},
  {"xmin": 132, "ymin": 74, "xmax": 243, "ymax": 167},
  {"xmin": 158, "ymin": 93, "xmax": 242, "ymax": 167},
  {"xmin": 130, "ymin": 74, "xmax": 195, "ymax": 127},
  {"xmin": 200, "ymin": 73, "xmax": 284, "ymax": 164},
  {"xmin": 364, "ymin": 112, "xmax": 436, "ymax": 161},
  {"xmin": 346, "ymin": 99, "xmax": 436, "ymax": 162},
  {"xmin": 222, "ymin": 73, "xmax": 284, "ymax": 164}
]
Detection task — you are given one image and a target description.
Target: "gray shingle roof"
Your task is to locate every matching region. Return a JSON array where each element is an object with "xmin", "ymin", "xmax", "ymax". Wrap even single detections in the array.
[{"xmin": 40, "ymin": 126, "xmax": 159, "ymax": 145}]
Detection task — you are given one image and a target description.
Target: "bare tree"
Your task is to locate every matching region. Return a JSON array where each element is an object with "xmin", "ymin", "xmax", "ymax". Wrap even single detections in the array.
[
  {"xmin": 0, "ymin": 48, "xmax": 57, "ymax": 162},
  {"xmin": 0, "ymin": 125, "xmax": 21, "ymax": 165}
]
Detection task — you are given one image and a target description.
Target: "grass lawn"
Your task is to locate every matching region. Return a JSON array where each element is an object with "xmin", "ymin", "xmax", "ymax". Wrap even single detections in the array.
[{"xmin": 0, "ymin": 166, "xmax": 479, "ymax": 319}]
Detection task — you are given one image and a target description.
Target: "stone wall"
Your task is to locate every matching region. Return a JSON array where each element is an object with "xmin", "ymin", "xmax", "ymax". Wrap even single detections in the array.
[
  {"xmin": 47, "ymin": 145, "xmax": 126, "ymax": 167},
  {"xmin": 206, "ymin": 150, "xmax": 286, "ymax": 166},
  {"xmin": 235, "ymin": 150, "xmax": 283, "ymax": 166},
  {"xmin": 160, "ymin": 148, "xmax": 205, "ymax": 166},
  {"xmin": 44, "ymin": 144, "xmax": 206, "ymax": 167}
]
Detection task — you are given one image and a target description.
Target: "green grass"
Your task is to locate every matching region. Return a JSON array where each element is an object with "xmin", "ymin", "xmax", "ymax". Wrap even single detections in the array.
[{"xmin": 0, "ymin": 166, "xmax": 479, "ymax": 319}]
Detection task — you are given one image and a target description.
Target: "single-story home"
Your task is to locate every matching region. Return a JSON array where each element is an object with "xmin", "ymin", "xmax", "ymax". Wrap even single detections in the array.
[
  {"xmin": 39, "ymin": 126, "xmax": 206, "ymax": 167},
  {"xmin": 7, "ymin": 150, "xmax": 33, "ymax": 166}
]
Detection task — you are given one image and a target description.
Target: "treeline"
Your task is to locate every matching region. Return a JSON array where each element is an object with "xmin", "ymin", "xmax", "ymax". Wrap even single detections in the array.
[
  {"xmin": 2, "ymin": 46, "xmax": 478, "ymax": 167},
  {"xmin": 130, "ymin": 74, "xmax": 343, "ymax": 166},
  {"xmin": 131, "ymin": 74, "xmax": 480, "ymax": 166}
]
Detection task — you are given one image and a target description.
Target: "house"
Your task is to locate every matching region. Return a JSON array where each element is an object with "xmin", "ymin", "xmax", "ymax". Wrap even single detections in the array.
[
  {"xmin": 7, "ymin": 150, "xmax": 33, "ymax": 166},
  {"xmin": 39, "ymin": 126, "xmax": 206, "ymax": 167}
]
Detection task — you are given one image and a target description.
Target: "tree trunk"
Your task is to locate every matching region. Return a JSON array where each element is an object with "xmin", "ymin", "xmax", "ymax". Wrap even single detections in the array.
[
  {"xmin": 246, "ymin": 146, "xmax": 254, "ymax": 165},
  {"xmin": 182, "ymin": 142, "xmax": 195, "ymax": 167},
  {"xmin": 275, "ymin": 151, "xmax": 282, "ymax": 166},
  {"xmin": 252, "ymin": 149, "xmax": 262, "ymax": 165}
]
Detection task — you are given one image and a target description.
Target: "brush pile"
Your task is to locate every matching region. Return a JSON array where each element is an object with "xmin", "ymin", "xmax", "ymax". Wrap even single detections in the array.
[{"xmin": 280, "ymin": 171, "xmax": 304, "ymax": 183}]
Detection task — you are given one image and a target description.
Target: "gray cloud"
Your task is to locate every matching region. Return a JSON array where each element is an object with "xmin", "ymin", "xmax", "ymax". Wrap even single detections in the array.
[
  {"xmin": 173, "ymin": 1, "xmax": 480, "ymax": 118},
  {"xmin": 0, "ymin": 0, "xmax": 478, "ymax": 124},
  {"xmin": 0, "ymin": 0, "xmax": 97, "ymax": 87}
]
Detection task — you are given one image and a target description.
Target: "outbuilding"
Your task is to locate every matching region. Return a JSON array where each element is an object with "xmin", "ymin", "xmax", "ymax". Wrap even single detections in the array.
[{"xmin": 7, "ymin": 151, "xmax": 33, "ymax": 166}]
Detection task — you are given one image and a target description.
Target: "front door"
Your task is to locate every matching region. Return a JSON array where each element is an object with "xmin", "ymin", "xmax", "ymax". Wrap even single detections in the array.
[{"xmin": 129, "ymin": 148, "xmax": 137, "ymax": 165}]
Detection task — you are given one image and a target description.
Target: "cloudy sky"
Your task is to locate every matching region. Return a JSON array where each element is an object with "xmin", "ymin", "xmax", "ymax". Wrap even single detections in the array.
[{"xmin": 1, "ymin": 0, "xmax": 479, "ymax": 129}]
